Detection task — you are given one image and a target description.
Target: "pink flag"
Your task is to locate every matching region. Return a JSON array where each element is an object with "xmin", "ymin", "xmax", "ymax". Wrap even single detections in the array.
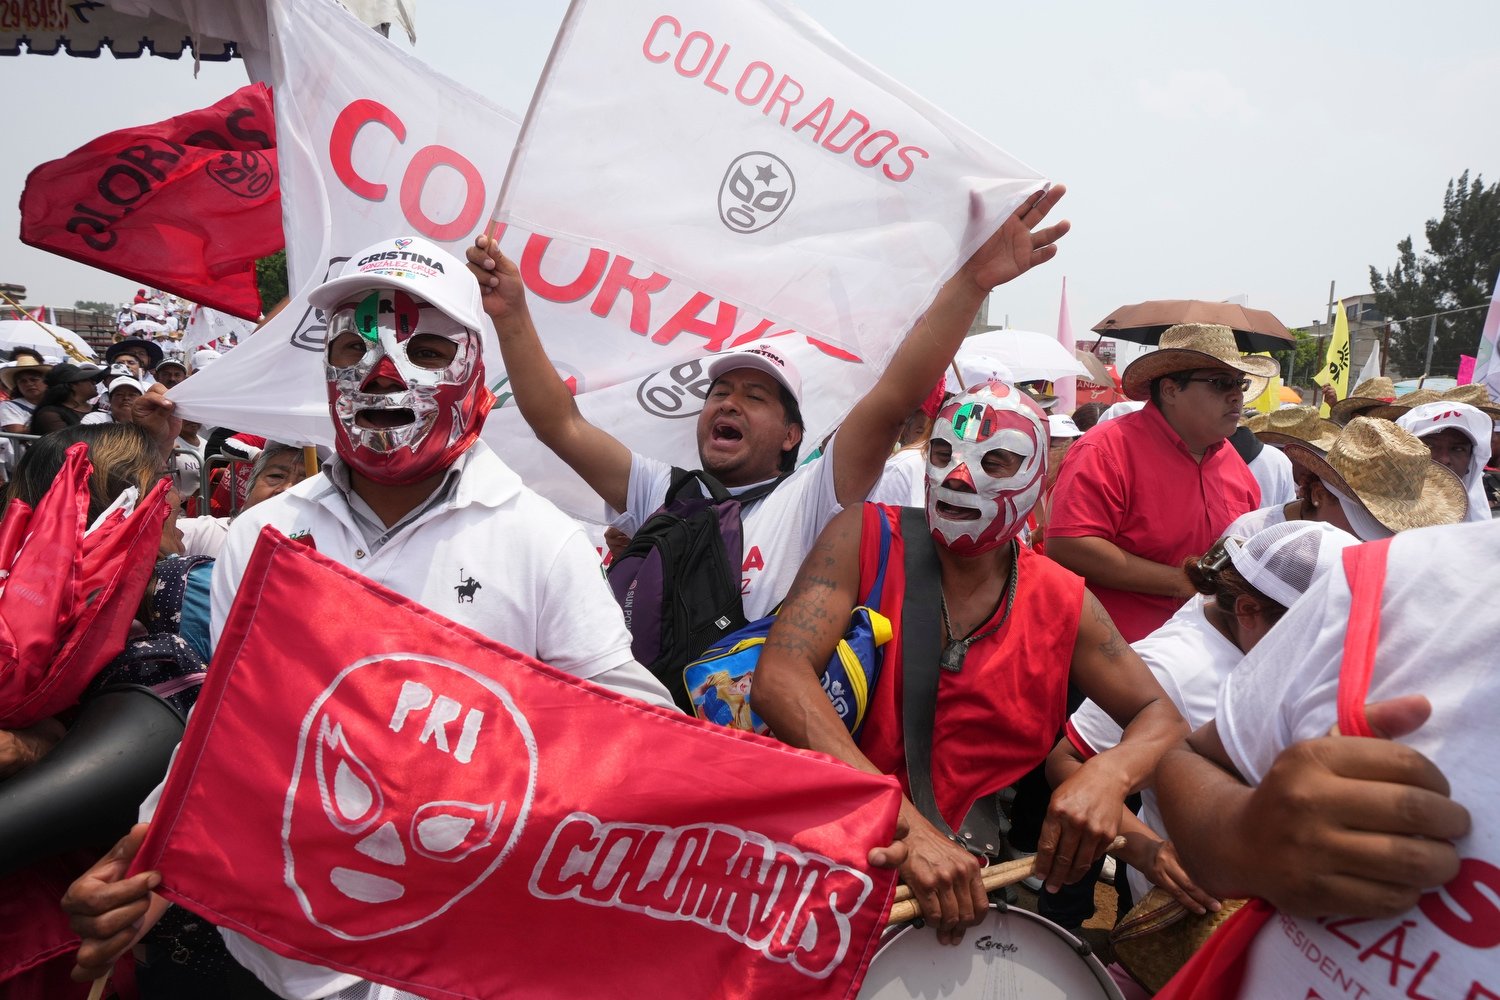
[
  {"xmin": 1457, "ymin": 354, "xmax": 1476, "ymax": 386},
  {"xmin": 1055, "ymin": 277, "xmax": 1076, "ymax": 413}
]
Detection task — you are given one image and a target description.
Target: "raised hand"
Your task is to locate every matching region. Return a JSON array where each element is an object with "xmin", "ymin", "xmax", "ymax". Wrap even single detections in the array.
[
  {"xmin": 465, "ymin": 232, "xmax": 530, "ymax": 328},
  {"xmin": 959, "ymin": 184, "xmax": 1070, "ymax": 293}
]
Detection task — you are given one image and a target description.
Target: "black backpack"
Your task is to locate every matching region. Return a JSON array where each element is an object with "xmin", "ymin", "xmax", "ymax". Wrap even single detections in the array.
[{"xmin": 607, "ymin": 468, "xmax": 781, "ymax": 712}]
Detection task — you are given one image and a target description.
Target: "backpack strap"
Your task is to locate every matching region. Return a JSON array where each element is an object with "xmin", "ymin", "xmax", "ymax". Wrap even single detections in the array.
[
  {"xmin": 859, "ymin": 506, "xmax": 893, "ymax": 608},
  {"xmin": 899, "ymin": 506, "xmax": 955, "ymax": 836},
  {"xmin": 1335, "ymin": 538, "xmax": 1394, "ymax": 738},
  {"xmin": 664, "ymin": 467, "xmax": 786, "ymax": 508}
]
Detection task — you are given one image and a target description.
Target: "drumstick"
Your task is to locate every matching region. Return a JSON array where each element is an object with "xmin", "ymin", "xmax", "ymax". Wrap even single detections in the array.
[
  {"xmin": 86, "ymin": 975, "xmax": 109, "ymax": 1000},
  {"xmin": 887, "ymin": 836, "xmax": 1127, "ymax": 927}
]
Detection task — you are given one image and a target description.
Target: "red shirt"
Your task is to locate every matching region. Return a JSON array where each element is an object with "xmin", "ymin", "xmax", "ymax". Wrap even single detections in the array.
[
  {"xmin": 1046, "ymin": 402, "xmax": 1260, "ymax": 641},
  {"xmin": 854, "ymin": 503, "xmax": 1085, "ymax": 830}
]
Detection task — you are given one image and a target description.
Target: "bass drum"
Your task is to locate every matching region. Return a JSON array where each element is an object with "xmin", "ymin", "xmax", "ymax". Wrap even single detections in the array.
[{"xmin": 859, "ymin": 904, "xmax": 1124, "ymax": 999}]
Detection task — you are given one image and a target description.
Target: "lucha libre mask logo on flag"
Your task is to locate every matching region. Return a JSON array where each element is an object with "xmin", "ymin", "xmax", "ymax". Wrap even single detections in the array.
[
  {"xmin": 925, "ymin": 380, "xmax": 1047, "ymax": 555},
  {"xmin": 283, "ymin": 654, "xmax": 537, "ymax": 940},
  {"xmin": 718, "ymin": 152, "xmax": 796, "ymax": 234}
]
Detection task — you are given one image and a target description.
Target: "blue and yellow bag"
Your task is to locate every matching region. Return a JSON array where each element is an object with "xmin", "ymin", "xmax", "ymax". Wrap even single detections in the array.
[{"xmin": 682, "ymin": 513, "xmax": 892, "ymax": 737}]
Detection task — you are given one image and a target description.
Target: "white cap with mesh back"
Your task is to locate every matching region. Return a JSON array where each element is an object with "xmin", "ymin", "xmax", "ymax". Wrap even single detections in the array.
[{"xmin": 1223, "ymin": 520, "xmax": 1360, "ymax": 610}]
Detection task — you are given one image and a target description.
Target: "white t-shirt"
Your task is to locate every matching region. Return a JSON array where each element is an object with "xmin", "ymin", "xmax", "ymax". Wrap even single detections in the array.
[
  {"xmin": 1215, "ymin": 520, "xmax": 1500, "ymax": 1000},
  {"xmin": 0, "ymin": 398, "xmax": 36, "ymax": 429},
  {"xmin": 172, "ymin": 435, "xmax": 206, "ymax": 498},
  {"xmin": 624, "ymin": 440, "xmax": 842, "ymax": 620},
  {"xmin": 149, "ymin": 441, "xmax": 674, "ymax": 1000},
  {"xmin": 1246, "ymin": 442, "xmax": 1296, "ymax": 507},
  {"xmin": 1221, "ymin": 502, "xmax": 1288, "ymax": 541},
  {"xmin": 1067, "ymin": 596, "xmax": 1244, "ymax": 902},
  {"xmin": 177, "ymin": 515, "xmax": 230, "ymax": 559},
  {"xmin": 866, "ymin": 447, "xmax": 927, "ymax": 507}
]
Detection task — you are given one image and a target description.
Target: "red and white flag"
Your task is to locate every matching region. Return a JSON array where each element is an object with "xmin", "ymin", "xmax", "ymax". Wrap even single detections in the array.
[
  {"xmin": 19, "ymin": 82, "xmax": 281, "ymax": 320},
  {"xmin": 165, "ymin": 0, "xmax": 1046, "ymax": 522},
  {"xmin": 134, "ymin": 527, "xmax": 901, "ymax": 1000}
]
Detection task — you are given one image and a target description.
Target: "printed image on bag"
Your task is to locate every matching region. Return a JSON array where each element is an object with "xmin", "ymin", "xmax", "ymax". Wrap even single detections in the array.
[
  {"xmin": 683, "ymin": 512, "xmax": 893, "ymax": 737},
  {"xmin": 683, "ymin": 608, "xmax": 892, "ymax": 736}
]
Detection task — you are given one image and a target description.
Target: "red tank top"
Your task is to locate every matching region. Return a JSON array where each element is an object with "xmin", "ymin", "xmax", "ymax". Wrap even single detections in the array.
[{"xmin": 854, "ymin": 503, "xmax": 1085, "ymax": 829}]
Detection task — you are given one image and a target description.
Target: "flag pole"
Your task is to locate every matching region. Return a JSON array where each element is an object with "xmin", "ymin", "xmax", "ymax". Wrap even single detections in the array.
[{"xmin": 0, "ymin": 289, "xmax": 92, "ymax": 363}]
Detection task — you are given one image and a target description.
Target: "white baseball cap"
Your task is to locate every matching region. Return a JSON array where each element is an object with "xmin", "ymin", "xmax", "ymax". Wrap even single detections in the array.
[
  {"xmin": 1048, "ymin": 414, "xmax": 1083, "ymax": 439},
  {"xmin": 191, "ymin": 348, "xmax": 222, "ymax": 372},
  {"xmin": 308, "ymin": 235, "xmax": 483, "ymax": 332},
  {"xmin": 705, "ymin": 344, "xmax": 803, "ymax": 406},
  {"xmin": 955, "ymin": 358, "xmax": 1016, "ymax": 392},
  {"xmin": 107, "ymin": 376, "xmax": 147, "ymax": 396}
]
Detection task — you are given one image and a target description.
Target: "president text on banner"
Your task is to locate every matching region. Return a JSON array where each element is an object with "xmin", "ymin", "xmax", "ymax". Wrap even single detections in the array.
[{"xmin": 134, "ymin": 527, "xmax": 901, "ymax": 1000}]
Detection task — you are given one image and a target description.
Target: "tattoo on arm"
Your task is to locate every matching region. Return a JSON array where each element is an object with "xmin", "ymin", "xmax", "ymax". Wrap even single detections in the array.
[{"xmin": 1088, "ymin": 593, "xmax": 1129, "ymax": 660}]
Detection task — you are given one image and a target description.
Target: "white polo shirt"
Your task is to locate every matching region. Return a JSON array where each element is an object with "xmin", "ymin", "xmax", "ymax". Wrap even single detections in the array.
[
  {"xmin": 623, "ymin": 439, "xmax": 842, "ymax": 620},
  {"xmin": 213, "ymin": 441, "xmax": 664, "ymax": 688}
]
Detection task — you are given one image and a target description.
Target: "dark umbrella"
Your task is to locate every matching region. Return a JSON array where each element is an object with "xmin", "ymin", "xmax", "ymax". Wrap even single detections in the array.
[{"xmin": 1092, "ymin": 300, "xmax": 1294, "ymax": 353}]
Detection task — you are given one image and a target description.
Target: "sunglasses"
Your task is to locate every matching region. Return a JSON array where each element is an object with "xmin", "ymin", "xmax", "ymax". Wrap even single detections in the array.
[{"xmin": 1185, "ymin": 375, "xmax": 1252, "ymax": 394}]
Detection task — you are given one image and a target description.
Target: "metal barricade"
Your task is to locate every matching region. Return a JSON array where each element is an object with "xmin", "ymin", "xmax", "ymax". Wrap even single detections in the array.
[{"xmin": 0, "ymin": 432, "xmax": 216, "ymax": 507}]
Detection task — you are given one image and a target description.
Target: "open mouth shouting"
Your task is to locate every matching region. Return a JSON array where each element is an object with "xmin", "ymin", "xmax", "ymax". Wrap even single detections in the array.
[
  {"xmin": 932, "ymin": 479, "xmax": 983, "ymax": 521},
  {"xmin": 709, "ymin": 419, "xmax": 744, "ymax": 446},
  {"xmin": 356, "ymin": 406, "xmax": 417, "ymax": 430}
]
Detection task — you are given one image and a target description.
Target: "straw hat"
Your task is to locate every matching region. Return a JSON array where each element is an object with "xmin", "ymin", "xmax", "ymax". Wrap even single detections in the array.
[
  {"xmin": 1246, "ymin": 406, "xmax": 1341, "ymax": 453},
  {"xmin": 1329, "ymin": 376, "xmax": 1397, "ymax": 425},
  {"xmin": 0, "ymin": 354, "xmax": 53, "ymax": 393},
  {"xmin": 1441, "ymin": 384, "xmax": 1500, "ymax": 419},
  {"xmin": 1281, "ymin": 417, "xmax": 1467, "ymax": 532},
  {"xmin": 1121, "ymin": 324, "xmax": 1279, "ymax": 401},
  {"xmin": 1366, "ymin": 384, "xmax": 1500, "ymax": 422}
]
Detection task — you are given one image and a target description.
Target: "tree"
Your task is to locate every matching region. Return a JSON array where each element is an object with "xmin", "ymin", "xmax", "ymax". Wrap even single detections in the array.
[
  {"xmin": 1274, "ymin": 327, "xmax": 1323, "ymax": 388},
  {"xmin": 73, "ymin": 299, "xmax": 118, "ymax": 315},
  {"xmin": 1369, "ymin": 171, "xmax": 1500, "ymax": 378},
  {"xmin": 256, "ymin": 250, "xmax": 289, "ymax": 313}
]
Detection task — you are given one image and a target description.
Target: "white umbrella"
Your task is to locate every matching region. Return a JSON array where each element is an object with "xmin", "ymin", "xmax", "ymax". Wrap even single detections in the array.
[
  {"xmin": 130, "ymin": 301, "xmax": 166, "ymax": 319},
  {"xmin": 124, "ymin": 319, "xmax": 169, "ymax": 336},
  {"xmin": 0, "ymin": 320, "xmax": 97, "ymax": 361},
  {"xmin": 954, "ymin": 329, "xmax": 1089, "ymax": 386}
]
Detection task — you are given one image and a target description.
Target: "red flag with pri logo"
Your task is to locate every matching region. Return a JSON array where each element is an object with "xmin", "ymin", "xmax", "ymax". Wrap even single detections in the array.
[
  {"xmin": 134, "ymin": 527, "xmax": 901, "ymax": 1000},
  {"xmin": 19, "ymin": 82, "xmax": 281, "ymax": 320}
]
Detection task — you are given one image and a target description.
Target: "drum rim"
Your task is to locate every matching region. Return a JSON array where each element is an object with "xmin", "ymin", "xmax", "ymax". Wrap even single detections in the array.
[{"xmin": 864, "ymin": 902, "xmax": 1125, "ymax": 1000}]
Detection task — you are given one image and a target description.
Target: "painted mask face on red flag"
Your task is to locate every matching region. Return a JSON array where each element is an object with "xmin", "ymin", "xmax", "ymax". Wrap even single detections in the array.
[
  {"xmin": 283, "ymin": 654, "xmax": 536, "ymax": 939},
  {"xmin": 925, "ymin": 380, "xmax": 1048, "ymax": 555},
  {"xmin": 323, "ymin": 290, "xmax": 492, "ymax": 485}
]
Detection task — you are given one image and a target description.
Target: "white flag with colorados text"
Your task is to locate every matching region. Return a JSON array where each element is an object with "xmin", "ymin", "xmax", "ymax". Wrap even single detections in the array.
[{"xmin": 498, "ymin": 0, "xmax": 1048, "ymax": 367}]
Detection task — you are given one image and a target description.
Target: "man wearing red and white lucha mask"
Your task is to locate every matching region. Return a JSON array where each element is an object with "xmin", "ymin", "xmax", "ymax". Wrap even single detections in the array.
[
  {"xmin": 754, "ymin": 379, "xmax": 1187, "ymax": 945},
  {"xmin": 63, "ymin": 236, "xmax": 680, "ymax": 1000}
]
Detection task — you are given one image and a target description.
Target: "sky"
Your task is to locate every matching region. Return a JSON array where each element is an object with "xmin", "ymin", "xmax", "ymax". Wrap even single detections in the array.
[{"xmin": 2, "ymin": 0, "xmax": 1497, "ymax": 351}]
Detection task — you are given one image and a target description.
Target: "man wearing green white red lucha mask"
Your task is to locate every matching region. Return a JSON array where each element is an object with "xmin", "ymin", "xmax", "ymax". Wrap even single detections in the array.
[
  {"xmin": 309, "ymin": 236, "xmax": 495, "ymax": 486},
  {"xmin": 925, "ymin": 380, "xmax": 1049, "ymax": 555}
]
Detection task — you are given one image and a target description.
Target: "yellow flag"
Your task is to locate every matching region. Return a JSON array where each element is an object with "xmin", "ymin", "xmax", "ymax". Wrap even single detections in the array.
[
  {"xmin": 1313, "ymin": 301, "xmax": 1352, "ymax": 417},
  {"xmin": 1246, "ymin": 352, "xmax": 1281, "ymax": 414}
]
